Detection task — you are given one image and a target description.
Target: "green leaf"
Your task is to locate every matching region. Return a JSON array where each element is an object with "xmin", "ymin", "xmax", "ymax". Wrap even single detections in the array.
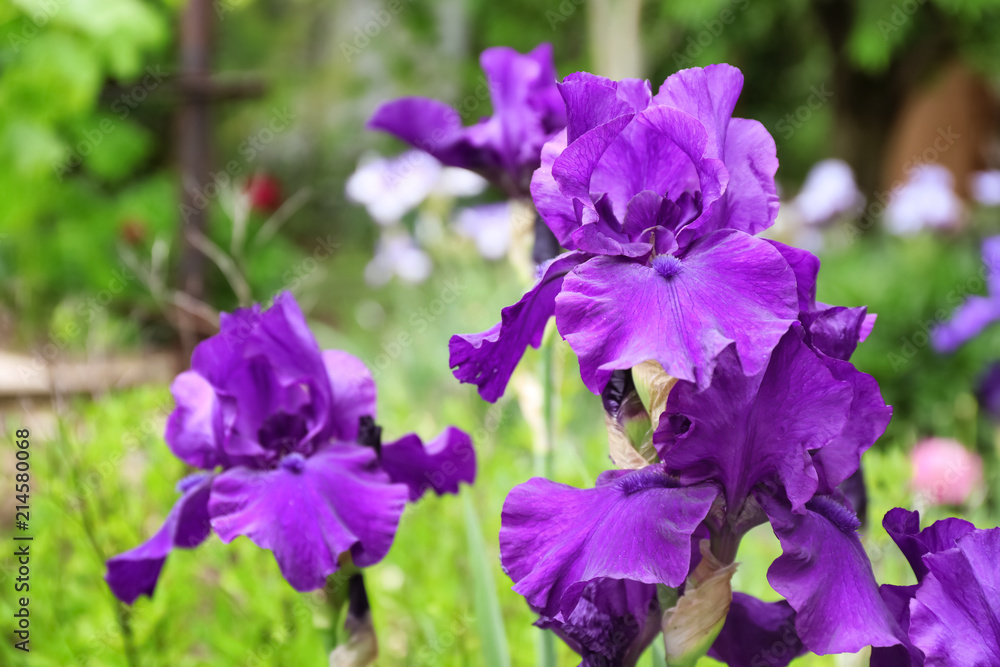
[{"xmin": 462, "ymin": 492, "xmax": 510, "ymax": 667}]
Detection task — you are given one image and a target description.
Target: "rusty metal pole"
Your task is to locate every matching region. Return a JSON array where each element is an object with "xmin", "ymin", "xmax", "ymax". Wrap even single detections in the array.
[
  {"xmin": 178, "ymin": 0, "xmax": 213, "ymax": 300},
  {"xmin": 177, "ymin": 0, "xmax": 212, "ymax": 354}
]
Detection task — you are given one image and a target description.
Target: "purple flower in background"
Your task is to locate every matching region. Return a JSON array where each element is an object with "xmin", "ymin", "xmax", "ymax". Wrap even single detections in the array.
[
  {"xmin": 871, "ymin": 509, "xmax": 1000, "ymax": 666},
  {"xmin": 931, "ymin": 235, "xmax": 1000, "ymax": 353},
  {"xmin": 452, "ymin": 65, "xmax": 799, "ymax": 402},
  {"xmin": 885, "ymin": 165, "xmax": 964, "ymax": 235},
  {"xmin": 977, "ymin": 361, "xmax": 1000, "ymax": 420},
  {"xmin": 105, "ymin": 292, "xmax": 475, "ymax": 603},
  {"xmin": 501, "ymin": 325, "xmax": 898, "ymax": 657},
  {"xmin": 369, "ymin": 43, "xmax": 566, "ymax": 198}
]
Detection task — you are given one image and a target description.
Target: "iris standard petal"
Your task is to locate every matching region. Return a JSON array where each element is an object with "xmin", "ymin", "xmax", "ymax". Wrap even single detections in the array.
[
  {"xmin": 165, "ymin": 371, "xmax": 224, "ymax": 469},
  {"xmin": 323, "ymin": 349, "xmax": 377, "ymax": 441}
]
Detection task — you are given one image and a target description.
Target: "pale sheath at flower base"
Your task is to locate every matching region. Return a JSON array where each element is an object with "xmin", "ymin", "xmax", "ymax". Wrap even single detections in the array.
[
  {"xmin": 105, "ymin": 292, "xmax": 475, "ymax": 603},
  {"xmin": 449, "ymin": 64, "xmax": 802, "ymax": 402},
  {"xmin": 368, "ymin": 43, "xmax": 566, "ymax": 198}
]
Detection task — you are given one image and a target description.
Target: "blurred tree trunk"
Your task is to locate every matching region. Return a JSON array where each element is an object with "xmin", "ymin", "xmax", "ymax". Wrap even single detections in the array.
[
  {"xmin": 811, "ymin": 0, "xmax": 958, "ymax": 197},
  {"xmin": 588, "ymin": 0, "xmax": 644, "ymax": 79}
]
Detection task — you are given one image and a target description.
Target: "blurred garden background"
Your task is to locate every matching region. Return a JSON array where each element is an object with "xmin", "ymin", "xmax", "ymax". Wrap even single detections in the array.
[{"xmin": 2, "ymin": 0, "xmax": 1000, "ymax": 664}]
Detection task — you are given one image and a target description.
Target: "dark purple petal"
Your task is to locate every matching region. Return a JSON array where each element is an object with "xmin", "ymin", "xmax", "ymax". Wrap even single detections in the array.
[
  {"xmin": 556, "ymin": 229, "xmax": 797, "ymax": 393},
  {"xmin": 537, "ymin": 578, "xmax": 660, "ymax": 667},
  {"xmin": 656, "ymin": 328, "xmax": 851, "ymax": 512},
  {"xmin": 881, "ymin": 508, "xmax": 975, "ymax": 582},
  {"xmin": 367, "ymin": 97, "xmax": 466, "ymax": 164},
  {"xmin": 499, "ymin": 466, "xmax": 717, "ymax": 617},
  {"xmin": 767, "ymin": 240, "xmax": 820, "ymax": 311},
  {"xmin": 708, "ymin": 593, "xmax": 804, "ymax": 667},
  {"xmin": 909, "ymin": 528, "xmax": 1000, "ymax": 666},
  {"xmin": 380, "ymin": 426, "xmax": 476, "ymax": 500},
  {"xmin": 760, "ymin": 493, "xmax": 904, "ymax": 655},
  {"xmin": 105, "ymin": 473, "xmax": 214, "ymax": 604},
  {"xmin": 870, "ymin": 584, "xmax": 925, "ymax": 667},
  {"xmin": 811, "ymin": 355, "xmax": 892, "ymax": 492},
  {"xmin": 801, "ymin": 305, "xmax": 870, "ymax": 361},
  {"xmin": 208, "ymin": 445, "xmax": 407, "ymax": 591},
  {"xmin": 450, "ymin": 251, "xmax": 586, "ymax": 402}
]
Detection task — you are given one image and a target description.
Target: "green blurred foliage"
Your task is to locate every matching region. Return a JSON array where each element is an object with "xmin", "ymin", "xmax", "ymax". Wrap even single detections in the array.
[{"xmin": 0, "ymin": 0, "xmax": 175, "ymax": 331}]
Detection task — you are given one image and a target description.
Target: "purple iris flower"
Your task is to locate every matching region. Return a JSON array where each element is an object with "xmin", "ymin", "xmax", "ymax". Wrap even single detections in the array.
[
  {"xmin": 535, "ymin": 578, "xmax": 662, "ymax": 666},
  {"xmin": 500, "ymin": 323, "xmax": 900, "ymax": 658},
  {"xmin": 978, "ymin": 361, "xmax": 1000, "ymax": 421},
  {"xmin": 450, "ymin": 65, "xmax": 801, "ymax": 402},
  {"xmin": 708, "ymin": 594, "xmax": 804, "ymax": 667},
  {"xmin": 870, "ymin": 508, "xmax": 1000, "ymax": 666},
  {"xmin": 368, "ymin": 43, "xmax": 566, "ymax": 198},
  {"xmin": 932, "ymin": 235, "xmax": 1000, "ymax": 353},
  {"xmin": 105, "ymin": 292, "xmax": 475, "ymax": 603}
]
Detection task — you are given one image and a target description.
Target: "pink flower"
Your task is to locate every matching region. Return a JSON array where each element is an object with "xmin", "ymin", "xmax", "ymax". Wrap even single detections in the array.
[{"xmin": 910, "ymin": 437, "xmax": 983, "ymax": 505}]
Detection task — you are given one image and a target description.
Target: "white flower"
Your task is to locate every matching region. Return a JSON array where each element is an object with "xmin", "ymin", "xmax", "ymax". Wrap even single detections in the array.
[
  {"xmin": 346, "ymin": 150, "xmax": 442, "ymax": 225},
  {"xmin": 453, "ymin": 202, "xmax": 513, "ymax": 260},
  {"xmin": 364, "ymin": 231, "xmax": 432, "ymax": 286},
  {"xmin": 885, "ymin": 165, "xmax": 964, "ymax": 235},
  {"xmin": 971, "ymin": 170, "xmax": 1000, "ymax": 207},
  {"xmin": 792, "ymin": 159, "xmax": 864, "ymax": 227}
]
